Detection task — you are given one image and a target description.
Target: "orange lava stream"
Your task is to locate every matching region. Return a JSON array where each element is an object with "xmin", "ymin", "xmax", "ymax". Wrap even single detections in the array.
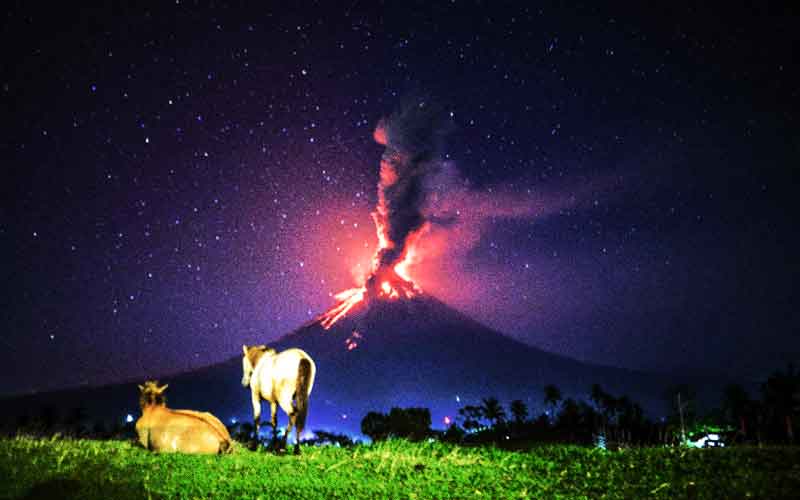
[{"xmin": 319, "ymin": 287, "xmax": 365, "ymax": 329}]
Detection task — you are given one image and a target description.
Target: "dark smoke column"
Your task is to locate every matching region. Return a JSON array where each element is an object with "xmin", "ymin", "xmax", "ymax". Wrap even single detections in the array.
[{"xmin": 366, "ymin": 101, "xmax": 452, "ymax": 299}]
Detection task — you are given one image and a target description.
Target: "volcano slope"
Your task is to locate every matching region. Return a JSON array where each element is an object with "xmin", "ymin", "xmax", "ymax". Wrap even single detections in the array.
[{"xmin": 2, "ymin": 295, "xmax": 729, "ymax": 437}]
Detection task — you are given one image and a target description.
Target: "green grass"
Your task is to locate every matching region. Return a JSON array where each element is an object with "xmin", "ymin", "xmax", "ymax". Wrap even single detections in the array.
[{"xmin": 1, "ymin": 437, "xmax": 799, "ymax": 499}]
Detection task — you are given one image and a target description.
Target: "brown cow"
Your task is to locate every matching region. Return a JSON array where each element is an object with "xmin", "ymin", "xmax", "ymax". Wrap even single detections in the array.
[{"xmin": 135, "ymin": 380, "xmax": 232, "ymax": 454}]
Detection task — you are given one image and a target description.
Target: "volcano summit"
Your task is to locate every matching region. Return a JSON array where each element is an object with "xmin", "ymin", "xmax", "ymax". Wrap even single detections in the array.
[{"xmin": 2, "ymin": 293, "xmax": 712, "ymax": 437}]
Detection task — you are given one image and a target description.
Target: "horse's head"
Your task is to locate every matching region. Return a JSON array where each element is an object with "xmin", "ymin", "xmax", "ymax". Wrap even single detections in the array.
[
  {"xmin": 241, "ymin": 344, "xmax": 274, "ymax": 387},
  {"xmin": 138, "ymin": 380, "xmax": 168, "ymax": 408}
]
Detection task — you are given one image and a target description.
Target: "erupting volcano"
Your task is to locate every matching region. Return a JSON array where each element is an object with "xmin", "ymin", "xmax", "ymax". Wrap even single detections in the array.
[{"xmin": 318, "ymin": 103, "xmax": 450, "ymax": 329}]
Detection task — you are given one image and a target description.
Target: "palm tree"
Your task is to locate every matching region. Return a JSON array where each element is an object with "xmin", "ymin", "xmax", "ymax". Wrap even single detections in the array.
[
  {"xmin": 762, "ymin": 364, "xmax": 799, "ymax": 443},
  {"xmin": 543, "ymin": 384, "xmax": 562, "ymax": 421},
  {"xmin": 510, "ymin": 400, "xmax": 529, "ymax": 425},
  {"xmin": 722, "ymin": 383, "xmax": 751, "ymax": 437},
  {"xmin": 557, "ymin": 398, "xmax": 581, "ymax": 441},
  {"xmin": 590, "ymin": 384, "xmax": 607, "ymax": 413},
  {"xmin": 481, "ymin": 397, "xmax": 506, "ymax": 429},
  {"xmin": 458, "ymin": 405, "xmax": 485, "ymax": 433}
]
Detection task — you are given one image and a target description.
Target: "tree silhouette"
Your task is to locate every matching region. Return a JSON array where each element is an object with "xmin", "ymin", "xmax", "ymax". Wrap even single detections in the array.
[
  {"xmin": 458, "ymin": 405, "xmax": 485, "ymax": 433},
  {"xmin": 64, "ymin": 407, "xmax": 88, "ymax": 436},
  {"xmin": 361, "ymin": 411, "xmax": 390, "ymax": 442},
  {"xmin": 556, "ymin": 398, "xmax": 581, "ymax": 441},
  {"xmin": 590, "ymin": 384, "xmax": 605, "ymax": 408},
  {"xmin": 722, "ymin": 383, "xmax": 752, "ymax": 437},
  {"xmin": 91, "ymin": 421, "xmax": 106, "ymax": 437},
  {"xmin": 543, "ymin": 384, "xmax": 562, "ymax": 421},
  {"xmin": 388, "ymin": 407, "xmax": 431, "ymax": 441},
  {"xmin": 38, "ymin": 406, "xmax": 58, "ymax": 434},
  {"xmin": 310, "ymin": 430, "xmax": 354, "ymax": 447},
  {"xmin": 481, "ymin": 397, "xmax": 506, "ymax": 428},
  {"xmin": 362, "ymin": 408, "xmax": 431, "ymax": 441},
  {"xmin": 510, "ymin": 399, "xmax": 529, "ymax": 425},
  {"xmin": 762, "ymin": 364, "xmax": 799, "ymax": 443}
]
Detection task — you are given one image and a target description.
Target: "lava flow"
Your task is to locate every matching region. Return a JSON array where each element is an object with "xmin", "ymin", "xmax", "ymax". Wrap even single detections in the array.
[
  {"xmin": 317, "ymin": 104, "xmax": 447, "ymax": 329},
  {"xmin": 317, "ymin": 222, "xmax": 427, "ymax": 330}
]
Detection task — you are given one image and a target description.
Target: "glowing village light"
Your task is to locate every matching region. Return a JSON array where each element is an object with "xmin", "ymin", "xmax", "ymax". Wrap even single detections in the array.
[{"xmin": 125, "ymin": 414, "xmax": 134, "ymax": 423}]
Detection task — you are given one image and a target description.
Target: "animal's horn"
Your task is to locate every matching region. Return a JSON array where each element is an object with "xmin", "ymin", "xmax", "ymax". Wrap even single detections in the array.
[
  {"xmin": 138, "ymin": 384, "xmax": 144, "ymax": 391},
  {"xmin": 158, "ymin": 384, "xmax": 169, "ymax": 392},
  {"xmin": 243, "ymin": 345, "xmax": 248, "ymax": 355}
]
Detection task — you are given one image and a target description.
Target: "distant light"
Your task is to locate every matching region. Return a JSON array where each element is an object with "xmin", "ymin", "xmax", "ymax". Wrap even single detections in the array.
[
  {"xmin": 455, "ymin": 395, "xmax": 460, "ymax": 403},
  {"xmin": 443, "ymin": 416, "xmax": 452, "ymax": 426},
  {"xmin": 689, "ymin": 436, "xmax": 708, "ymax": 448},
  {"xmin": 126, "ymin": 414, "xmax": 134, "ymax": 423},
  {"xmin": 595, "ymin": 433, "xmax": 607, "ymax": 450},
  {"xmin": 230, "ymin": 417, "xmax": 238, "ymax": 424},
  {"xmin": 689, "ymin": 433, "xmax": 724, "ymax": 448}
]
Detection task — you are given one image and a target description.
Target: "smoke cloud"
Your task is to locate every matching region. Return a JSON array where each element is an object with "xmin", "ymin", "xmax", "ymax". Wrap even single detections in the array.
[{"xmin": 368, "ymin": 101, "xmax": 453, "ymax": 289}]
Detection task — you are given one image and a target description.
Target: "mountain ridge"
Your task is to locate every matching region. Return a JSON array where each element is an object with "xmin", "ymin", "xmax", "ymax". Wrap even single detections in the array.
[{"xmin": 1, "ymin": 295, "xmax": 732, "ymax": 435}]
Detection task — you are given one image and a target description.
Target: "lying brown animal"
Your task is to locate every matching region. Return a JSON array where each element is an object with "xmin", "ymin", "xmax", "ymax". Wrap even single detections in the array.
[{"xmin": 135, "ymin": 380, "xmax": 232, "ymax": 454}]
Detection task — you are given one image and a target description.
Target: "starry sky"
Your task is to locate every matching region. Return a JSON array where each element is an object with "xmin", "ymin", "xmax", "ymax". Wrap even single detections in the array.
[{"xmin": 2, "ymin": 1, "xmax": 798, "ymax": 395}]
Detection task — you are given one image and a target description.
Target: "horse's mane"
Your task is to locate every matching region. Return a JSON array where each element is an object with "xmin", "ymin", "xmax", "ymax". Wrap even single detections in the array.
[{"xmin": 246, "ymin": 345, "xmax": 276, "ymax": 368}]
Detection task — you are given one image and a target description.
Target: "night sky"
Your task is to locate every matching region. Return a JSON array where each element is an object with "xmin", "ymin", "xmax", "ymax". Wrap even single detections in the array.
[{"xmin": 3, "ymin": 1, "xmax": 797, "ymax": 396}]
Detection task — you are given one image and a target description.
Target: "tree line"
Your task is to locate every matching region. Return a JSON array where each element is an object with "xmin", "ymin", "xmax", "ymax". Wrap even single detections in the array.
[
  {"xmin": 360, "ymin": 364, "xmax": 800, "ymax": 447},
  {"xmin": 4, "ymin": 364, "xmax": 797, "ymax": 448}
]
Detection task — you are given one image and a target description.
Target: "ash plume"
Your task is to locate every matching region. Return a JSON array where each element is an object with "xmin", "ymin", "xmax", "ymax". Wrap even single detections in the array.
[{"xmin": 367, "ymin": 101, "xmax": 452, "ymax": 294}]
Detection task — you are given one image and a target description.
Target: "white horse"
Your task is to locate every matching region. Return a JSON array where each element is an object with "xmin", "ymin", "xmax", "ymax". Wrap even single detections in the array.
[{"xmin": 241, "ymin": 345, "xmax": 316, "ymax": 454}]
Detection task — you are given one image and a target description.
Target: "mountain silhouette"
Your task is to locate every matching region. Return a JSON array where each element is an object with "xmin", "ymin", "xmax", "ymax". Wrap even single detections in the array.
[{"xmin": 1, "ymin": 295, "xmax": 727, "ymax": 436}]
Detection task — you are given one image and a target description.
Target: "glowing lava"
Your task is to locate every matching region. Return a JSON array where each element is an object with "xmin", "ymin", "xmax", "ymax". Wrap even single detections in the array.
[{"xmin": 317, "ymin": 233, "xmax": 424, "ymax": 330}]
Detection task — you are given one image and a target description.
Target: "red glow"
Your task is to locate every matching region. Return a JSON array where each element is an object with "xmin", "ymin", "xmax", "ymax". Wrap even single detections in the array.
[
  {"xmin": 373, "ymin": 121, "xmax": 388, "ymax": 145},
  {"xmin": 344, "ymin": 330, "xmax": 363, "ymax": 351},
  {"xmin": 317, "ymin": 229, "xmax": 426, "ymax": 329}
]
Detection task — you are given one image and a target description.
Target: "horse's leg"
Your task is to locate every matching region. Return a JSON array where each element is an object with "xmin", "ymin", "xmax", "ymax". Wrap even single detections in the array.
[
  {"xmin": 250, "ymin": 390, "xmax": 261, "ymax": 448},
  {"xmin": 269, "ymin": 401, "xmax": 279, "ymax": 450},
  {"xmin": 293, "ymin": 402, "xmax": 304, "ymax": 456},
  {"xmin": 279, "ymin": 393, "xmax": 297, "ymax": 454},
  {"xmin": 289, "ymin": 412, "xmax": 301, "ymax": 455}
]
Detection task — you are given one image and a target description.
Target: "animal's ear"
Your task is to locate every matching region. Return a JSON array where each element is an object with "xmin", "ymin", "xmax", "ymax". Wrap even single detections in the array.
[
  {"xmin": 242, "ymin": 345, "xmax": 248, "ymax": 355},
  {"xmin": 158, "ymin": 384, "xmax": 169, "ymax": 393},
  {"xmin": 138, "ymin": 384, "xmax": 144, "ymax": 391},
  {"xmin": 258, "ymin": 345, "xmax": 268, "ymax": 351}
]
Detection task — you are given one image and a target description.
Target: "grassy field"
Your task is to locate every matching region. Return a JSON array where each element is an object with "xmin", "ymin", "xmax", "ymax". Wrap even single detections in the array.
[{"xmin": 1, "ymin": 437, "xmax": 799, "ymax": 499}]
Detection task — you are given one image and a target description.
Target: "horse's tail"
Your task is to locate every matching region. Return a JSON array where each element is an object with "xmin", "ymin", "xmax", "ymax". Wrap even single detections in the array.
[{"xmin": 295, "ymin": 358, "xmax": 312, "ymax": 431}]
